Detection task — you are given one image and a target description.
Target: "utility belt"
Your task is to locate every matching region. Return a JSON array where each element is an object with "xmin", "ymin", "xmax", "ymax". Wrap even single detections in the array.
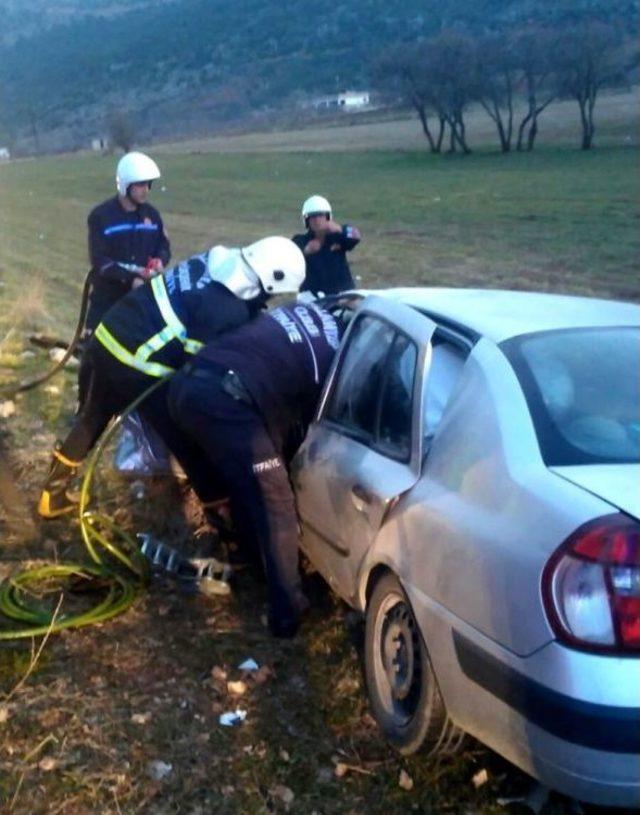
[
  {"xmin": 94, "ymin": 275, "xmax": 203, "ymax": 378},
  {"xmin": 184, "ymin": 360, "xmax": 254, "ymax": 407}
]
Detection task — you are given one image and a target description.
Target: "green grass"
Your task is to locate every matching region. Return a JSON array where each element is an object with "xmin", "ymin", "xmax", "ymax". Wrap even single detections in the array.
[{"xmin": 1, "ymin": 145, "xmax": 638, "ymax": 341}]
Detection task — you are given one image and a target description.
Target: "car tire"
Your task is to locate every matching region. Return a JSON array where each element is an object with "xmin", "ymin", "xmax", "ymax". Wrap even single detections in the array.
[{"xmin": 364, "ymin": 572, "xmax": 465, "ymax": 756}]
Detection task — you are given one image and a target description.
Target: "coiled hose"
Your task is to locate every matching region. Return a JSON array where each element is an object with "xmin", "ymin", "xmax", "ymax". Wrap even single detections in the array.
[{"xmin": 0, "ymin": 379, "xmax": 167, "ymax": 640}]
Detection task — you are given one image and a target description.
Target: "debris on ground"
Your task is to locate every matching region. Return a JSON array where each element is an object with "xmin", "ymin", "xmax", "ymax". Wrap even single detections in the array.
[
  {"xmin": 472, "ymin": 768, "xmax": 489, "ymax": 788},
  {"xmin": 399, "ymin": 769, "xmax": 414, "ymax": 790},
  {"xmin": 219, "ymin": 709, "xmax": 247, "ymax": 727}
]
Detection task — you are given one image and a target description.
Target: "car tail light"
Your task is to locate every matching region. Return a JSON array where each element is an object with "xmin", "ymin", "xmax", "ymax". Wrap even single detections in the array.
[{"xmin": 542, "ymin": 513, "xmax": 640, "ymax": 653}]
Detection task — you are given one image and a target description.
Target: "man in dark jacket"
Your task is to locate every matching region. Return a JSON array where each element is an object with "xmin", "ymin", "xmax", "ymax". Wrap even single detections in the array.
[
  {"xmin": 167, "ymin": 300, "xmax": 344, "ymax": 637},
  {"xmin": 292, "ymin": 194, "xmax": 361, "ymax": 297},
  {"xmin": 84, "ymin": 151, "xmax": 171, "ymax": 334},
  {"xmin": 38, "ymin": 237, "xmax": 306, "ymax": 519}
]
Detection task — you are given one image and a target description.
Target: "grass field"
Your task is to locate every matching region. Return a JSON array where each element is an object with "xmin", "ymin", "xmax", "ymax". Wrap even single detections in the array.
[
  {"xmin": 0, "ymin": 140, "xmax": 638, "ymax": 341},
  {"xmin": 0, "ymin": 112, "xmax": 639, "ymax": 814}
]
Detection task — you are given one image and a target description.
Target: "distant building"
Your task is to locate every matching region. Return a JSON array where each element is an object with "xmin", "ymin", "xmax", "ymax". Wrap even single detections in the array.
[
  {"xmin": 0, "ymin": 147, "xmax": 10, "ymax": 161},
  {"xmin": 304, "ymin": 90, "xmax": 371, "ymax": 112},
  {"xmin": 91, "ymin": 136, "xmax": 109, "ymax": 152}
]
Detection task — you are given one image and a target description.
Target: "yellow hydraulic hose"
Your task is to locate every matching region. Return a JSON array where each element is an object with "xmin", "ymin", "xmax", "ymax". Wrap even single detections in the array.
[{"xmin": 0, "ymin": 379, "xmax": 167, "ymax": 640}]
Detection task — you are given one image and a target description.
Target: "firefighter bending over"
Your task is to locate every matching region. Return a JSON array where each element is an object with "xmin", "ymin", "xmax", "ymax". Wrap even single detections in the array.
[
  {"xmin": 167, "ymin": 300, "xmax": 344, "ymax": 637},
  {"xmin": 38, "ymin": 237, "xmax": 306, "ymax": 519}
]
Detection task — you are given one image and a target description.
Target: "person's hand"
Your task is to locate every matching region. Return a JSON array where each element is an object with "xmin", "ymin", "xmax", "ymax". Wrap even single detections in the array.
[
  {"xmin": 146, "ymin": 257, "xmax": 164, "ymax": 276},
  {"xmin": 131, "ymin": 276, "xmax": 146, "ymax": 289},
  {"xmin": 326, "ymin": 219, "xmax": 342, "ymax": 233},
  {"xmin": 304, "ymin": 239, "xmax": 322, "ymax": 255}
]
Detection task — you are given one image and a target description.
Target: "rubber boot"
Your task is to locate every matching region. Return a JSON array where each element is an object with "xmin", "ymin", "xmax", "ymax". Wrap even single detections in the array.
[{"xmin": 37, "ymin": 445, "xmax": 83, "ymax": 519}]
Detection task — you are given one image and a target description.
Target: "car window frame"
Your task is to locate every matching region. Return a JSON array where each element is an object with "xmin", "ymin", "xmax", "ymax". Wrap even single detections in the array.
[
  {"xmin": 316, "ymin": 295, "xmax": 438, "ymax": 471},
  {"xmin": 322, "ymin": 313, "xmax": 418, "ymax": 463}
]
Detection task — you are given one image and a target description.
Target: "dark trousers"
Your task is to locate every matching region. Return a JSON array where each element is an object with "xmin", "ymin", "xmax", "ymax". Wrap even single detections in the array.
[
  {"xmin": 168, "ymin": 363, "xmax": 305, "ymax": 627},
  {"xmin": 59, "ymin": 341, "xmax": 220, "ymax": 502}
]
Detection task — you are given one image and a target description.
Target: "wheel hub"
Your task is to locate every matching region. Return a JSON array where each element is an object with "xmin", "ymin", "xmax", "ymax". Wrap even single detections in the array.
[{"xmin": 382, "ymin": 604, "xmax": 416, "ymax": 701}]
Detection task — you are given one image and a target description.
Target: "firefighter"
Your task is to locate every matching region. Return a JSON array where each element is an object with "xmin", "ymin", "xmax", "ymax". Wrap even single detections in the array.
[
  {"xmin": 84, "ymin": 151, "xmax": 171, "ymax": 335},
  {"xmin": 292, "ymin": 195, "xmax": 361, "ymax": 297},
  {"xmin": 167, "ymin": 300, "xmax": 344, "ymax": 637},
  {"xmin": 38, "ymin": 237, "xmax": 306, "ymax": 519}
]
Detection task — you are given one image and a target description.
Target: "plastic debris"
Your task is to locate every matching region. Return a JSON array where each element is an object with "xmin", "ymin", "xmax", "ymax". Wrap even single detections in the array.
[
  {"xmin": 399, "ymin": 769, "xmax": 414, "ymax": 790},
  {"xmin": 219, "ymin": 709, "xmax": 247, "ymax": 727},
  {"xmin": 238, "ymin": 658, "xmax": 259, "ymax": 672},
  {"xmin": 0, "ymin": 401, "xmax": 15, "ymax": 419},
  {"xmin": 131, "ymin": 712, "xmax": 152, "ymax": 725},
  {"xmin": 148, "ymin": 760, "xmax": 173, "ymax": 780},
  {"xmin": 227, "ymin": 680, "xmax": 247, "ymax": 696},
  {"xmin": 271, "ymin": 784, "xmax": 295, "ymax": 809},
  {"xmin": 472, "ymin": 768, "xmax": 489, "ymax": 788}
]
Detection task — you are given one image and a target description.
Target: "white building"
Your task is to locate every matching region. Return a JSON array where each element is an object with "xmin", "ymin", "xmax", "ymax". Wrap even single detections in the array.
[
  {"xmin": 91, "ymin": 136, "xmax": 109, "ymax": 152},
  {"xmin": 305, "ymin": 90, "xmax": 371, "ymax": 111}
]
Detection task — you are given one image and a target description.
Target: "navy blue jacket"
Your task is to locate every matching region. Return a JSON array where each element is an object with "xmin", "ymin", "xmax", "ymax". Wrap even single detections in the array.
[
  {"xmin": 85, "ymin": 195, "xmax": 171, "ymax": 330},
  {"xmin": 100, "ymin": 253, "xmax": 258, "ymax": 372},
  {"xmin": 292, "ymin": 225, "xmax": 359, "ymax": 296},
  {"xmin": 197, "ymin": 302, "xmax": 343, "ymax": 451}
]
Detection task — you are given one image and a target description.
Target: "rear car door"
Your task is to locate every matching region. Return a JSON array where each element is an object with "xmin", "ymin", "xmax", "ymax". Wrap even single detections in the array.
[{"xmin": 291, "ymin": 295, "xmax": 436, "ymax": 601}]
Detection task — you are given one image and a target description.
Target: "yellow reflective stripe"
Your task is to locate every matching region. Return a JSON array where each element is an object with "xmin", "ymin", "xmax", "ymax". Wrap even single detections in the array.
[
  {"xmin": 53, "ymin": 449, "xmax": 82, "ymax": 468},
  {"xmin": 134, "ymin": 325, "xmax": 177, "ymax": 363},
  {"xmin": 151, "ymin": 275, "xmax": 186, "ymax": 341},
  {"xmin": 150, "ymin": 275, "xmax": 203, "ymax": 355},
  {"xmin": 184, "ymin": 338, "xmax": 204, "ymax": 355},
  {"xmin": 95, "ymin": 323, "xmax": 175, "ymax": 378}
]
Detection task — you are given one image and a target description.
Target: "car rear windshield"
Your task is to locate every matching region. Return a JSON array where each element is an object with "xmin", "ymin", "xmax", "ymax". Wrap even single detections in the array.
[{"xmin": 502, "ymin": 327, "xmax": 640, "ymax": 466}]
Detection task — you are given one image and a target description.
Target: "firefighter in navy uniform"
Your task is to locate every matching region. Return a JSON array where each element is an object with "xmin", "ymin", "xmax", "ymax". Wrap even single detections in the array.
[
  {"xmin": 167, "ymin": 301, "xmax": 344, "ymax": 637},
  {"xmin": 84, "ymin": 151, "xmax": 171, "ymax": 335},
  {"xmin": 38, "ymin": 237, "xmax": 306, "ymax": 519},
  {"xmin": 292, "ymin": 194, "xmax": 361, "ymax": 297}
]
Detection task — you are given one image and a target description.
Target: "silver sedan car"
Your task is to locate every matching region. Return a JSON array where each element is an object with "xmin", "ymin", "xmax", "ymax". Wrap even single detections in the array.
[{"xmin": 291, "ymin": 289, "xmax": 640, "ymax": 808}]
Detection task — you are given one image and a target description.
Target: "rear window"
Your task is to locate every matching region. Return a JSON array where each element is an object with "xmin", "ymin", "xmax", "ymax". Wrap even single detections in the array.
[{"xmin": 502, "ymin": 327, "xmax": 640, "ymax": 466}]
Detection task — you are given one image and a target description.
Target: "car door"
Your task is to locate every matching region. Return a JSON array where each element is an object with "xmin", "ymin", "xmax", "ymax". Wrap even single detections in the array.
[{"xmin": 291, "ymin": 295, "xmax": 436, "ymax": 601}]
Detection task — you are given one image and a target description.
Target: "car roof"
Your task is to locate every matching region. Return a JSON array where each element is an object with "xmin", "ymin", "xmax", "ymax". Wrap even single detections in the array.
[{"xmin": 360, "ymin": 288, "xmax": 640, "ymax": 343}]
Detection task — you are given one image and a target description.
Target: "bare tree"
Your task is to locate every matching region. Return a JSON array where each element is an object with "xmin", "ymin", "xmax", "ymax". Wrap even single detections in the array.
[
  {"xmin": 421, "ymin": 31, "xmax": 478, "ymax": 155},
  {"xmin": 512, "ymin": 26, "xmax": 558, "ymax": 151},
  {"xmin": 107, "ymin": 111, "xmax": 136, "ymax": 153},
  {"xmin": 476, "ymin": 33, "xmax": 517, "ymax": 152},
  {"xmin": 374, "ymin": 46, "xmax": 446, "ymax": 154},
  {"xmin": 555, "ymin": 22, "xmax": 624, "ymax": 150}
]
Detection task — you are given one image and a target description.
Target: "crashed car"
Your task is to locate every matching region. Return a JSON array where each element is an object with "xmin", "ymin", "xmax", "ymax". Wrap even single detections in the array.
[{"xmin": 291, "ymin": 288, "xmax": 640, "ymax": 808}]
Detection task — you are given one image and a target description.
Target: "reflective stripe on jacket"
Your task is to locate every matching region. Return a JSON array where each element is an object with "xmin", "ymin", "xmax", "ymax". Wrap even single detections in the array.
[{"xmin": 95, "ymin": 275, "xmax": 203, "ymax": 377}]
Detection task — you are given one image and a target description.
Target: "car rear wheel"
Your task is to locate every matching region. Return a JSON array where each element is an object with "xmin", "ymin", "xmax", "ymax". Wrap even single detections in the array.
[{"xmin": 364, "ymin": 572, "xmax": 465, "ymax": 756}]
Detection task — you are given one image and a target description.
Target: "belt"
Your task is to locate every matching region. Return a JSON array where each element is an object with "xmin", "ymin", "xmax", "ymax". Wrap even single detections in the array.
[{"xmin": 186, "ymin": 363, "xmax": 253, "ymax": 406}]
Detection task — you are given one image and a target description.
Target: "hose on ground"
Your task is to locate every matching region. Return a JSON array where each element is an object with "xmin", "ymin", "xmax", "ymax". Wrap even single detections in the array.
[{"xmin": 0, "ymin": 378, "xmax": 167, "ymax": 640}]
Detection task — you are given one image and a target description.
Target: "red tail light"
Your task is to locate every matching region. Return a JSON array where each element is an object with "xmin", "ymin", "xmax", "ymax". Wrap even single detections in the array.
[{"xmin": 542, "ymin": 513, "xmax": 640, "ymax": 653}]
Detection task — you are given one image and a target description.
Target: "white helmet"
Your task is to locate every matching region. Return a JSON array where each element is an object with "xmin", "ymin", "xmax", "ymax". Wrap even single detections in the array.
[
  {"xmin": 241, "ymin": 236, "xmax": 305, "ymax": 295},
  {"xmin": 301, "ymin": 194, "xmax": 332, "ymax": 224},
  {"xmin": 116, "ymin": 151, "xmax": 161, "ymax": 197}
]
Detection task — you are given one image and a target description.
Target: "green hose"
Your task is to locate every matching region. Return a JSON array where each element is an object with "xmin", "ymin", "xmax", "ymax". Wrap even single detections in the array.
[{"xmin": 0, "ymin": 378, "xmax": 168, "ymax": 640}]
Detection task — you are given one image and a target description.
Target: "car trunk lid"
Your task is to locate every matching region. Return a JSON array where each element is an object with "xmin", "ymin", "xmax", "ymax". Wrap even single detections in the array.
[{"xmin": 550, "ymin": 463, "xmax": 640, "ymax": 520}]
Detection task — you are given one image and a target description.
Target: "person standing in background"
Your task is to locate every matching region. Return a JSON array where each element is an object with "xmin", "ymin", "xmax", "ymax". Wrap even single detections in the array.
[
  {"xmin": 84, "ymin": 151, "xmax": 170, "ymax": 335},
  {"xmin": 292, "ymin": 194, "xmax": 361, "ymax": 297}
]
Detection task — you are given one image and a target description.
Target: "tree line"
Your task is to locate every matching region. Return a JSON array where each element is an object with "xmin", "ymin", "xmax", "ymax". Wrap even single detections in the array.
[{"xmin": 375, "ymin": 19, "xmax": 638, "ymax": 153}]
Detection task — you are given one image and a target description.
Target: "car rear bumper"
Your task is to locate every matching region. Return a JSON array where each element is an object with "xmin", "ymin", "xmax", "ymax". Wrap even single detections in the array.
[{"xmin": 409, "ymin": 585, "xmax": 640, "ymax": 808}]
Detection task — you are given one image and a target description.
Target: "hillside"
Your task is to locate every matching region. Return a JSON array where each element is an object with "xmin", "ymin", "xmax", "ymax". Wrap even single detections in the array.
[{"xmin": 0, "ymin": 0, "xmax": 636, "ymax": 152}]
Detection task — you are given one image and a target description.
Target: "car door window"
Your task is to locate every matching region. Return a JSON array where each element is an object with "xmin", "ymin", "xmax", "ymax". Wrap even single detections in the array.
[
  {"xmin": 423, "ymin": 338, "xmax": 468, "ymax": 440},
  {"xmin": 378, "ymin": 333, "xmax": 417, "ymax": 459},
  {"xmin": 326, "ymin": 315, "xmax": 395, "ymax": 439}
]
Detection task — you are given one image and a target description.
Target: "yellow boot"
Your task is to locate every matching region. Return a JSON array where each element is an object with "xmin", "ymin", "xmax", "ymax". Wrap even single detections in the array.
[{"xmin": 38, "ymin": 445, "xmax": 83, "ymax": 519}]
